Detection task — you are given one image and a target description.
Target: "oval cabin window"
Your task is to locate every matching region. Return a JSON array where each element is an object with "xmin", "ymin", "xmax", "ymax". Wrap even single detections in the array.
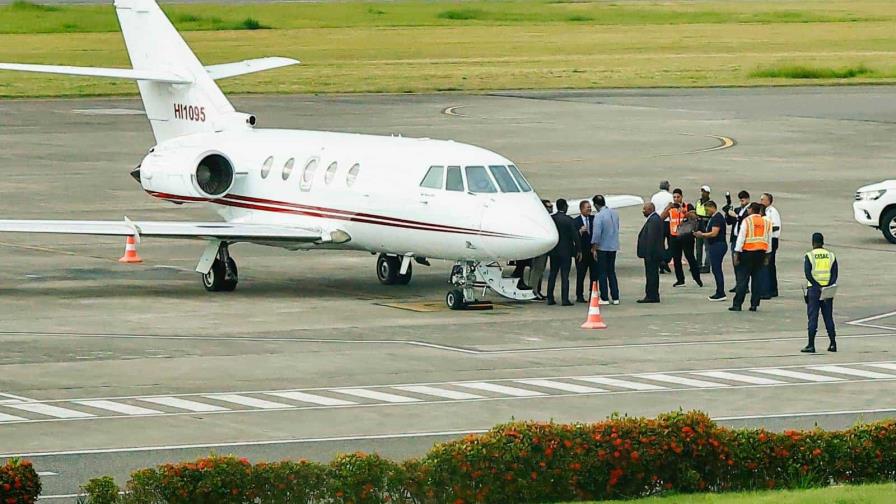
[{"xmin": 260, "ymin": 156, "xmax": 273, "ymax": 179}]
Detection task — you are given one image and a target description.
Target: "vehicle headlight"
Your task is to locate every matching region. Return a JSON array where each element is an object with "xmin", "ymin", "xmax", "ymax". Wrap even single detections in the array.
[{"xmin": 856, "ymin": 189, "xmax": 886, "ymax": 201}]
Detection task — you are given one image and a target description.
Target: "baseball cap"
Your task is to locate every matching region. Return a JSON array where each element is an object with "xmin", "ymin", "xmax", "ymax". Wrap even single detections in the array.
[{"xmin": 700, "ymin": 185, "xmax": 711, "ymax": 192}]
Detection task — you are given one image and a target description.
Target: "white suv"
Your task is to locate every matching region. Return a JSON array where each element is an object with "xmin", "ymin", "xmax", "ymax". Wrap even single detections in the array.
[{"xmin": 854, "ymin": 180, "xmax": 896, "ymax": 244}]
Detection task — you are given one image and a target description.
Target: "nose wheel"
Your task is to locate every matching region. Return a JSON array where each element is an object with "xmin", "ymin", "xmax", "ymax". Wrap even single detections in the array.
[
  {"xmin": 446, "ymin": 289, "xmax": 465, "ymax": 310},
  {"xmin": 445, "ymin": 260, "xmax": 482, "ymax": 310}
]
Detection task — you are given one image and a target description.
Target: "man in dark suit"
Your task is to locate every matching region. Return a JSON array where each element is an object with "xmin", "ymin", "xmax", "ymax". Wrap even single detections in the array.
[
  {"xmin": 547, "ymin": 198, "xmax": 580, "ymax": 306},
  {"xmin": 636, "ymin": 202, "xmax": 664, "ymax": 303},
  {"xmin": 573, "ymin": 200, "xmax": 596, "ymax": 303}
]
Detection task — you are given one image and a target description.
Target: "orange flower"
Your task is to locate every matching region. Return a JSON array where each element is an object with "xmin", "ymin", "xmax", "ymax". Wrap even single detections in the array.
[
  {"xmin": 630, "ymin": 451, "xmax": 640, "ymax": 462},
  {"xmin": 812, "ymin": 448, "xmax": 822, "ymax": 457}
]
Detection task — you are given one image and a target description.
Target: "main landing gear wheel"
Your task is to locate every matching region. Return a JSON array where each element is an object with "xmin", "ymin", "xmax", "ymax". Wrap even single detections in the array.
[
  {"xmin": 377, "ymin": 254, "xmax": 411, "ymax": 285},
  {"xmin": 446, "ymin": 289, "xmax": 465, "ymax": 310},
  {"xmin": 203, "ymin": 244, "xmax": 238, "ymax": 292}
]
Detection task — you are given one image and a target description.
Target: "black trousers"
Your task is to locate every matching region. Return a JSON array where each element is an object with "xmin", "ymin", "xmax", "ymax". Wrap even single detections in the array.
[
  {"xmin": 807, "ymin": 287, "xmax": 835, "ymax": 346},
  {"xmin": 597, "ymin": 250, "xmax": 619, "ymax": 301},
  {"xmin": 643, "ymin": 258, "xmax": 660, "ymax": 301},
  {"xmin": 547, "ymin": 254, "xmax": 572, "ymax": 302},
  {"xmin": 763, "ymin": 237, "xmax": 779, "ymax": 296},
  {"xmin": 709, "ymin": 241, "xmax": 727, "ymax": 297},
  {"xmin": 732, "ymin": 251, "xmax": 765, "ymax": 308},
  {"xmin": 575, "ymin": 253, "xmax": 596, "ymax": 299},
  {"xmin": 671, "ymin": 236, "xmax": 701, "ymax": 284}
]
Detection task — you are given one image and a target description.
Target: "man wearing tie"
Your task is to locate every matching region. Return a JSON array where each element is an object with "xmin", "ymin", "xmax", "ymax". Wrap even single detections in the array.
[
  {"xmin": 636, "ymin": 202, "xmax": 664, "ymax": 303},
  {"xmin": 547, "ymin": 198, "xmax": 580, "ymax": 306},
  {"xmin": 573, "ymin": 200, "xmax": 596, "ymax": 303}
]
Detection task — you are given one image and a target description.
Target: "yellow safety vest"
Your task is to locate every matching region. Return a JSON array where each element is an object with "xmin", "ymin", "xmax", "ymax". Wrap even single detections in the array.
[
  {"xmin": 695, "ymin": 199, "xmax": 709, "ymax": 218},
  {"xmin": 806, "ymin": 248, "xmax": 835, "ymax": 287},
  {"xmin": 742, "ymin": 214, "xmax": 770, "ymax": 252}
]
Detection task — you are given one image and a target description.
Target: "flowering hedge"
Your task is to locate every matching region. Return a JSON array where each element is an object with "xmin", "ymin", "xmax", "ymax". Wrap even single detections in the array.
[
  {"xmin": 0, "ymin": 458, "xmax": 40, "ymax": 504},
  {"xmin": 79, "ymin": 410, "xmax": 896, "ymax": 503}
]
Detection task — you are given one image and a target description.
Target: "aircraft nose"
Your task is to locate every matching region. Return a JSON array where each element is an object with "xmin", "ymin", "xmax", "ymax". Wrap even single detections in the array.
[{"xmin": 480, "ymin": 198, "xmax": 557, "ymax": 259}]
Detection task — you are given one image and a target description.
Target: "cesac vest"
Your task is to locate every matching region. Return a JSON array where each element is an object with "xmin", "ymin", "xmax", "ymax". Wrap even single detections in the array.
[
  {"xmin": 742, "ymin": 214, "xmax": 770, "ymax": 252},
  {"xmin": 695, "ymin": 199, "xmax": 709, "ymax": 218},
  {"xmin": 669, "ymin": 204, "xmax": 689, "ymax": 237},
  {"xmin": 806, "ymin": 248, "xmax": 836, "ymax": 287}
]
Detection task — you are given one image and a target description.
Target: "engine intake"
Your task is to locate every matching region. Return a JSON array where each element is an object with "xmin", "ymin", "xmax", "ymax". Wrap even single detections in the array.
[{"xmin": 195, "ymin": 154, "xmax": 234, "ymax": 197}]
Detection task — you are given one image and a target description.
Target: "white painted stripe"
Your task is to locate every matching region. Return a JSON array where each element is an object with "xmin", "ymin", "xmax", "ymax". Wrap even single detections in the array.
[
  {"xmin": 809, "ymin": 365, "xmax": 896, "ymax": 379},
  {"xmin": 515, "ymin": 379, "xmax": 606, "ymax": 393},
  {"xmin": 6, "ymin": 403, "xmax": 93, "ymax": 419},
  {"xmin": 638, "ymin": 373, "xmax": 727, "ymax": 388},
  {"xmin": 0, "ymin": 392, "xmax": 35, "ymax": 402},
  {"xmin": 576, "ymin": 376, "xmax": 666, "ymax": 390},
  {"xmin": 867, "ymin": 363, "xmax": 896, "ymax": 372},
  {"xmin": 753, "ymin": 368, "xmax": 843, "ymax": 382},
  {"xmin": 455, "ymin": 382, "xmax": 545, "ymax": 397},
  {"xmin": 75, "ymin": 400, "xmax": 161, "ymax": 416},
  {"xmin": 203, "ymin": 394, "xmax": 292, "ymax": 410},
  {"xmin": 267, "ymin": 391, "xmax": 356, "ymax": 406},
  {"xmin": 37, "ymin": 471, "xmax": 57, "ymax": 476},
  {"xmin": 694, "ymin": 371, "xmax": 784, "ymax": 385},
  {"xmin": 335, "ymin": 389, "xmax": 420, "ymax": 403},
  {"xmin": 393, "ymin": 385, "xmax": 483, "ymax": 400},
  {"xmin": 140, "ymin": 397, "xmax": 227, "ymax": 412},
  {"xmin": 0, "ymin": 412, "xmax": 26, "ymax": 422}
]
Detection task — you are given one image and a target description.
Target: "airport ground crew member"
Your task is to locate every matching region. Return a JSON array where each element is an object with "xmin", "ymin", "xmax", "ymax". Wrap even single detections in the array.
[
  {"xmin": 760, "ymin": 193, "xmax": 782, "ymax": 299},
  {"xmin": 694, "ymin": 185, "xmax": 712, "ymax": 274},
  {"xmin": 730, "ymin": 202, "xmax": 771, "ymax": 312},
  {"xmin": 802, "ymin": 232, "xmax": 838, "ymax": 353},
  {"xmin": 660, "ymin": 189, "xmax": 702, "ymax": 288},
  {"xmin": 726, "ymin": 190, "xmax": 751, "ymax": 293}
]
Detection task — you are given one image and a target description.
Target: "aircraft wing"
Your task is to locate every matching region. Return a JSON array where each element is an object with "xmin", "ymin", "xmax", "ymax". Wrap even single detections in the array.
[
  {"xmin": 564, "ymin": 195, "xmax": 645, "ymax": 217},
  {"xmin": 0, "ymin": 220, "xmax": 338, "ymax": 243}
]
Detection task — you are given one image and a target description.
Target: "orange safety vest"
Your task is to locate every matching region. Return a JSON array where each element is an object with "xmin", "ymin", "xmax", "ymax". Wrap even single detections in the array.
[
  {"xmin": 742, "ymin": 214, "xmax": 770, "ymax": 252},
  {"xmin": 669, "ymin": 204, "xmax": 689, "ymax": 237}
]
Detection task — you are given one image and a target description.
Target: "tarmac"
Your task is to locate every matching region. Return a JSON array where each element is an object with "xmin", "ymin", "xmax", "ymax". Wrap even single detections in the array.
[{"xmin": 1, "ymin": 86, "xmax": 895, "ymax": 500}]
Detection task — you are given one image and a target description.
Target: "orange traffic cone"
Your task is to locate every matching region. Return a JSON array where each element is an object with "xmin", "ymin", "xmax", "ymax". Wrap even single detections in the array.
[
  {"xmin": 581, "ymin": 281, "xmax": 607, "ymax": 329},
  {"xmin": 118, "ymin": 235, "xmax": 143, "ymax": 263}
]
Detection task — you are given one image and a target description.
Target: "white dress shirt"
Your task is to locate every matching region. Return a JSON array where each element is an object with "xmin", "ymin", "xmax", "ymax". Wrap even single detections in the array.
[
  {"xmin": 650, "ymin": 191, "xmax": 673, "ymax": 221},
  {"xmin": 765, "ymin": 205, "xmax": 782, "ymax": 239}
]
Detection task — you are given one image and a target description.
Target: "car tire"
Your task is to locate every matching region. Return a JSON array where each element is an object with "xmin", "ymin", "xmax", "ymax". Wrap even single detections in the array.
[{"xmin": 881, "ymin": 208, "xmax": 896, "ymax": 244}]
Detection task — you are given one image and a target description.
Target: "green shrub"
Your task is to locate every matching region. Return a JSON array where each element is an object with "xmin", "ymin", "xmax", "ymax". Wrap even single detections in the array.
[
  {"xmin": 751, "ymin": 64, "xmax": 872, "ymax": 79},
  {"xmin": 239, "ymin": 17, "xmax": 269, "ymax": 30},
  {"xmin": 0, "ymin": 458, "xmax": 41, "ymax": 504},
  {"xmin": 8, "ymin": 0, "xmax": 59, "ymax": 12},
  {"xmin": 437, "ymin": 9, "xmax": 486, "ymax": 20},
  {"xmin": 80, "ymin": 476, "xmax": 120, "ymax": 503}
]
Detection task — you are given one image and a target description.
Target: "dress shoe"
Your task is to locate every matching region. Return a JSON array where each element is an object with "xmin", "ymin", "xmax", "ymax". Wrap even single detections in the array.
[
  {"xmin": 801, "ymin": 345, "xmax": 816, "ymax": 353},
  {"xmin": 636, "ymin": 298, "xmax": 660, "ymax": 304},
  {"xmin": 749, "ymin": 306, "xmax": 758, "ymax": 312},
  {"xmin": 673, "ymin": 281, "xmax": 685, "ymax": 288},
  {"xmin": 729, "ymin": 287, "xmax": 736, "ymax": 293},
  {"xmin": 561, "ymin": 300, "xmax": 574, "ymax": 306},
  {"xmin": 728, "ymin": 306, "xmax": 741, "ymax": 312},
  {"xmin": 695, "ymin": 278, "xmax": 704, "ymax": 287},
  {"xmin": 760, "ymin": 296, "xmax": 772, "ymax": 301},
  {"xmin": 708, "ymin": 294, "xmax": 727, "ymax": 302},
  {"xmin": 517, "ymin": 280, "xmax": 532, "ymax": 291},
  {"xmin": 546, "ymin": 299, "xmax": 556, "ymax": 306},
  {"xmin": 576, "ymin": 297, "xmax": 587, "ymax": 303},
  {"xmin": 828, "ymin": 343, "xmax": 837, "ymax": 352}
]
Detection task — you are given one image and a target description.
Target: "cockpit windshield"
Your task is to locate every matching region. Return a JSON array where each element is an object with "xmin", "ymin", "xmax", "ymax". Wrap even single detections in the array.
[
  {"xmin": 465, "ymin": 166, "xmax": 497, "ymax": 193},
  {"xmin": 489, "ymin": 165, "xmax": 520, "ymax": 193},
  {"xmin": 507, "ymin": 165, "xmax": 533, "ymax": 192}
]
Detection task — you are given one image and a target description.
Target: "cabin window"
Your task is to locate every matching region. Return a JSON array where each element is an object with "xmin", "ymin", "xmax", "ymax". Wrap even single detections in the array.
[
  {"xmin": 300, "ymin": 158, "xmax": 318, "ymax": 191},
  {"xmin": 282, "ymin": 158, "xmax": 295, "ymax": 181},
  {"xmin": 507, "ymin": 164, "xmax": 532, "ymax": 192},
  {"xmin": 260, "ymin": 156, "xmax": 273, "ymax": 179},
  {"xmin": 325, "ymin": 161, "xmax": 338, "ymax": 185},
  {"xmin": 489, "ymin": 165, "xmax": 520, "ymax": 193},
  {"xmin": 420, "ymin": 165, "xmax": 444, "ymax": 189},
  {"xmin": 346, "ymin": 163, "xmax": 360, "ymax": 187},
  {"xmin": 446, "ymin": 166, "xmax": 464, "ymax": 192},
  {"xmin": 465, "ymin": 166, "xmax": 497, "ymax": 193}
]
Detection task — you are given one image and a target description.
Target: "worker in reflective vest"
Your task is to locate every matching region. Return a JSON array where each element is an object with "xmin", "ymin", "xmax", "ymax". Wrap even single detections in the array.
[
  {"xmin": 730, "ymin": 203, "xmax": 771, "ymax": 311},
  {"xmin": 660, "ymin": 188, "xmax": 702, "ymax": 288},
  {"xmin": 694, "ymin": 185, "xmax": 712, "ymax": 273},
  {"xmin": 802, "ymin": 232, "xmax": 838, "ymax": 353}
]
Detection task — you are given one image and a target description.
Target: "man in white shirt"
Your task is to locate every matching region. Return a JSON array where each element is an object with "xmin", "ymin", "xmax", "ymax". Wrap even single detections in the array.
[
  {"xmin": 650, "ymin": 180, "xmax": 674, "ymax": 274},
  {"xmin": 761, "ymin": 193, "xmax": 782, "ymax": 298}
]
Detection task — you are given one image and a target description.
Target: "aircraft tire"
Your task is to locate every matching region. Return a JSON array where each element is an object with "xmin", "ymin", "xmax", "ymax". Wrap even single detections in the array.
[
  {"xmin": 202, "ymin": 258, "xmax": 227, "ymax": 292},
  {"xmin": 221, "ymin": 258, "xmax": 239, "ymax": 291},
  {"xmin": 397, "ymin": 263, "xmax": 412, "ymax": 285},
  {"xmin": 376, "ymin": 254, "xmax": 400, "ymax": 285},
  {"xmin": 446, "ymin": 289, "xmax": 465, "ymax": 310}
]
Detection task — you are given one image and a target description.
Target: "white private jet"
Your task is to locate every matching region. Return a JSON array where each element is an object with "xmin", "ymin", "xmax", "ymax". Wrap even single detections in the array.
[{"xmin": 0, "ymin": 0, "xmax": 641, "ymax": 309}]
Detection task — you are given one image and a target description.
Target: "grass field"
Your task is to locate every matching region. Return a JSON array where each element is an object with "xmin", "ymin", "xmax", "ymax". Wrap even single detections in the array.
[
  {"xmin": 569, "ymin": 483, "xmax": 896, "ymax": 504},
  {"xmin": 1, "ymin": 0, "xmax": 896, "ymax": 97}
]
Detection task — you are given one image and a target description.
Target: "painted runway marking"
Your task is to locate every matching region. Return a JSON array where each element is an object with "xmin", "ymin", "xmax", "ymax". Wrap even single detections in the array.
[
  {"xmin": 846, "ymin": 310, "xmax": 896, "ymax": 331},
  {"xmin": 6, "ymin": 403, "xmax": 93, "ymax": 419},
  {"xmin": 515, "ymin": 379, "xmax": 605, "ymax": 393},
  {"xmin": 335, "ymin": 389, "xmax": 420, "ymax": 403},
  {"xmin": 266, "ymin": 391, "xmax": 356, "ymax": 406},
  {"xmin": 203, "ymin": 394, "xmax": 292, "ymax": 410},
  {"xmin": 809, "ymin": 365, "xmax": 896, "ymax": 379},
  {"xmin": 638, "ymin": 373, "xmax": 728, "ymax": 388},
  {"xmin": 0, "ymin": 412, "xmax": 26, "ymax": 422},
  {"xmin": 72, "ymin": 108, "xmax": 144, "ymax": 116},
  {"xmin": 456, "ymin": 382, "xmax": 545, "ymax": 397},
  {"xmin": 868, "ymin": 363, "xmax": 896, "ymax": 371},
  {"xmin": 140, "ymin": 397, "xmax": 227, "ymax": 412},
  {"xmin": 753, "ymin": 368, "xmax": 843, "ymax": 382},
  {"xmin": 37, "ymin": 471, "xmax": 58, "ymax": 477},
  {"xmin": 1, "ymin": 392, "xmax": 35, "ymax": 402},
  {"xmin": 74, "ymin": 400, "xmax": 161, "ymax": 416},
  {"xmin": 694, "ymin": 371, "xmax": 784, "ymax": 385},
  {"xmin": 576, "ymin": 376, "xmax": 665, "ymax": 390},
  {"xmin": 393, "ymin": 385, "xmax": 483, "ymax": 400}
]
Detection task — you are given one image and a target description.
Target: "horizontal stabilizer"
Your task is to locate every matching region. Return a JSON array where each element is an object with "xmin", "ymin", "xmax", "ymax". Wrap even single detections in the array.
[
  {"xmin": 0, "ymin": 63, "xmax": 192, "ymax": 84},
  {"xmin": 565, "ymin": 195, "xmax": 645, "ymax": 217},
  {"xmin": 205, "ymin": 57, "xmax": 300, "ymax": 80},
  {"xmin": 0, "ymin": 220, "xmax": 325, "ymax": 243}
]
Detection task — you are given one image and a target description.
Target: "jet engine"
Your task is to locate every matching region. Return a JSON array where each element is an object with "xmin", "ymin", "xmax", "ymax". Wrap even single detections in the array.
[{"xmin": 135, "ymin": 148, "xmax": 236, "ymax": 200}]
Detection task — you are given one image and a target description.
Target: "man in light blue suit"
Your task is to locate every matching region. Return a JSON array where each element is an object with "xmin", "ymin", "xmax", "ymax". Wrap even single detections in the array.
[{"xmin": 591, "ymin": 195, "xmax": 621, "ymax": 305}]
